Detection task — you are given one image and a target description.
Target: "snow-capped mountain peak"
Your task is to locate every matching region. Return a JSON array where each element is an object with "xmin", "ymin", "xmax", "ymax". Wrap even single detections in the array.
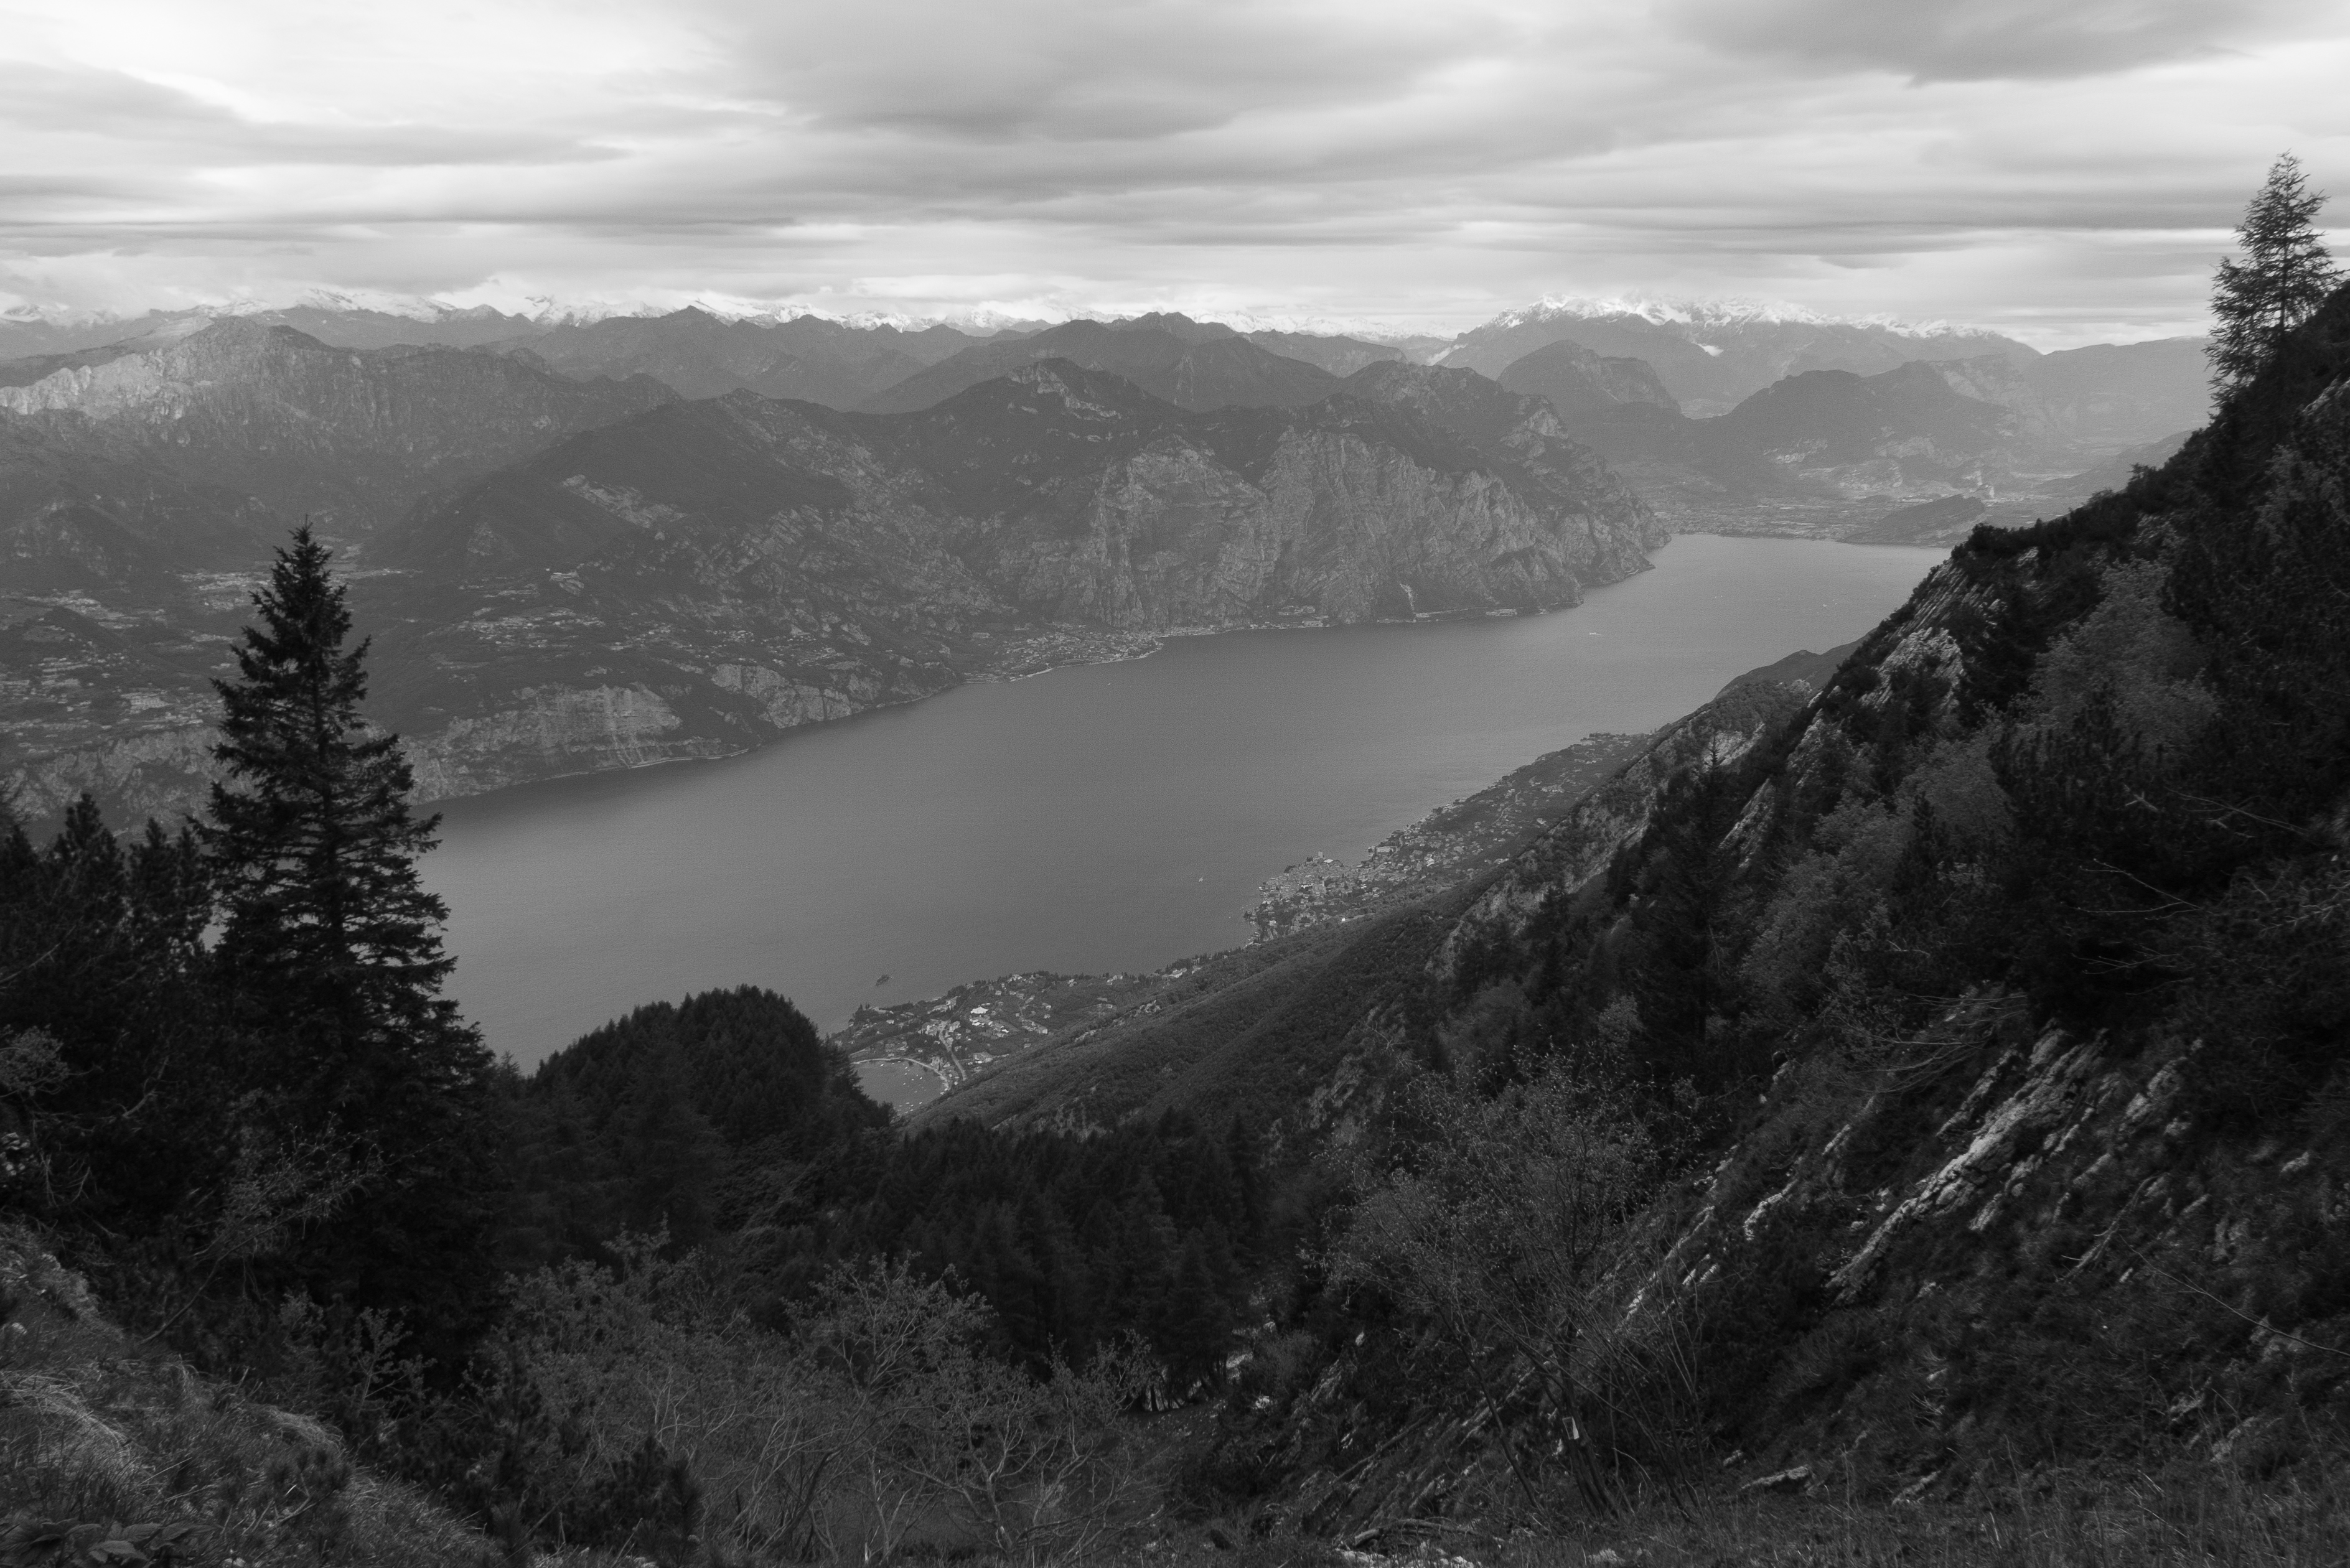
[{"xmin": 1490, "ymin": 293, "xmax": 1996, "ymax": 342}]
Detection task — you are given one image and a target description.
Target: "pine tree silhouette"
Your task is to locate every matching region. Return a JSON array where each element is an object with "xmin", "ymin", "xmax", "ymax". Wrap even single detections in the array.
[
  {"xmin": 205, "ymin": 524, "xmax": 498, "ymax": 1337},
  {"xmin": 207, "ymin": 524, "xmax": 479, "ymax": 1109},
  {"xmin": 2210, "ymin": 154, "xmax": 2343, "ymax": 392}
]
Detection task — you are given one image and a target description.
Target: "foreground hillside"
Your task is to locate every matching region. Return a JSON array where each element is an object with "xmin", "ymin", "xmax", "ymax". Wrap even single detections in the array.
[{"xmin": 0, "ymin": 1226, "xmax": 497, "ymax": 1567}]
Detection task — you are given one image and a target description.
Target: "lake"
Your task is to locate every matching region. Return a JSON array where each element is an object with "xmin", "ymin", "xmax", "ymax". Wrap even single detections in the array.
[{"xmin": 426, "ymin": 534, "xmax": 1944, "ymax": 1068}]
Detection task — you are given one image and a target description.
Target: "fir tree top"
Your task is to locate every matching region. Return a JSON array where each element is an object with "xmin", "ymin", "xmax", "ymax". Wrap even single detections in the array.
[
  {"xmin": 2209, "ymin": 153, "xmax": 2343, "ymax": 392},
  {"xmin": 205, "ymin": 525, "xmax": 475, "ymax": 1106}
]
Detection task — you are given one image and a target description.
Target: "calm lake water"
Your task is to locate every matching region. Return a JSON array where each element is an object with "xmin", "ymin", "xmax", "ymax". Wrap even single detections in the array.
[{"xmin": 427, "ymin": 534, "xmax": 1943, "ymax": 1067}]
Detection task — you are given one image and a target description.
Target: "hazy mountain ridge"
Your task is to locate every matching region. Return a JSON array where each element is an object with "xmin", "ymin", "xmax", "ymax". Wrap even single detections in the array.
[
  {"xmin": 1441, "ymin": 299, "xmax": 2041, "ymax": 416},
  {"xmin": 1238, "ymin": 329, "xmax": 1408, "ymax": 376},
  {"xmin": 1472, "ymin": 322, "xmax": 2209, "ymax": 542},
  {"xmin": 854, "ymin": 314, "xmax": 1347, "ymax": 414},
  {"xmin": 1926, "ymin": 337, "xmax": 2213, "ymax": 454},
  {"xmin": 1495, "ymin": 338, "xmax": 1680, "ymax": 416},
  {"xmin": 476, "ymin": 306, "xmax": 1003, "ymax": 407},
  {"xmin": 1552, "ymin": 359, "xmax": 2025, "ymax": 530},
  {"xmin": 0, "ymin": 317, "xmax": 676, "ymax": 545},
  {"xmin": 5, "ymin": 297, "xmax": 2208, "ymax": 462}
]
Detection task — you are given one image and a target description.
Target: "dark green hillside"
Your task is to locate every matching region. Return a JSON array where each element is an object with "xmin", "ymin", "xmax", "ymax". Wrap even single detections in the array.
[
  {"xmin": 507, "ymin": 987, "xmax": 892, "ymax": 1256},
  {"xmin": 497, "ymin": 982, "xmax": 1275, "ymax": 1379}
]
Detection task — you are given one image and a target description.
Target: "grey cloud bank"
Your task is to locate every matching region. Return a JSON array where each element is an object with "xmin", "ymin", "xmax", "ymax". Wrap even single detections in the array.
[{"xmin": 1, "ymin": 0, "xmax": 2346, "ymax": 346}]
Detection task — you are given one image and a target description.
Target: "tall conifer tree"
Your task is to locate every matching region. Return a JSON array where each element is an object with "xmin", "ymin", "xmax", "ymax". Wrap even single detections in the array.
[
  {"xmin": 205, "ymin": 525, "xmax": 498, "ymax": 1333},
  {"xmin": 2209, "ymin": 153, "xmax": 2342, "ymax": 391},
  {"xmin": 208, "ymin": 526, "xmax": 477, "ymax": 1094}
]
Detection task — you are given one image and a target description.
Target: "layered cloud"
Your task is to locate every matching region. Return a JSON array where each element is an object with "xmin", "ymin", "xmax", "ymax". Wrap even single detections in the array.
[
  {"xmin": 1665, "ymin": 0, "xmax": 2336, "ymax": 83},
  {"xmin": 2, "ymin": 0, "xmax": 2345, "ymax": 343}
]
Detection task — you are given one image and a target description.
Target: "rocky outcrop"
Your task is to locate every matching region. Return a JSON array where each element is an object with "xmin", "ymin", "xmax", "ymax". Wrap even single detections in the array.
[{"xmin": 1336, "ymin": 362, "xmax": 1671, "ymax": 564}]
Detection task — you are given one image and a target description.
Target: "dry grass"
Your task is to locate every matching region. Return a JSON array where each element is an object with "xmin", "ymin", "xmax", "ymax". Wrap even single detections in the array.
[{"xmin": 1, "ymin": 1223, "xmax": 497, "ymax": 1568}]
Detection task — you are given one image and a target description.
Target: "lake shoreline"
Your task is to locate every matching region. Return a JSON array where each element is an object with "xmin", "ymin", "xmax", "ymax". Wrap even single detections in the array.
[
  {"xmin": 429, "ymin": 533, "xmax": 1947, "ymax": 1067},
  {"xmin": 418, "ymin": 598, "xmax": 1606, "ymax": 818}
]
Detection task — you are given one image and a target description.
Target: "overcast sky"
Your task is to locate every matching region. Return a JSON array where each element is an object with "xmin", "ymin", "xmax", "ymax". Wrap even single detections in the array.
[{"xmin": 2, "ymin": 0, "xmax": 2345, "ymax": 345}]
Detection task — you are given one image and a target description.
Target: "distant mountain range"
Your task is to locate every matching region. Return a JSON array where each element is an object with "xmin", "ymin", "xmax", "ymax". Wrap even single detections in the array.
[
  {"xmin": 0, "ymin": 290, "xmax": 2219, "ymax": 820},
  {"xmin": 2, "ymin": 351, "xmax": 1660, "ymax": 821},
  {"xmin": 1927, "ymin": 337, "xmax": 2212, "ymax": 452},
  {"xmin": 1439, "ymin": 298, "xmax": 2040, "ymax": 416},
  {"xmin": 487, "ymin": 309, "xmax": 1002, "ymax": 408},
  {"xmin": 1, "ymin": 318, "xmax": 674, "ymax": 590},
  {"xmin": 1565, "ymin": 360, "xmax": 2020, "ymax": 505},
  {"xmin": 853, "ymin": 314, "xmax": 1330, "ymax": 413},
  {"xmin": 4, "ymin": 296, "xmax": 2211, "ymax": 447},
  {"xmin": 1494, "ymin": 338, "xmax": 1680, "ymax": 418}
]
